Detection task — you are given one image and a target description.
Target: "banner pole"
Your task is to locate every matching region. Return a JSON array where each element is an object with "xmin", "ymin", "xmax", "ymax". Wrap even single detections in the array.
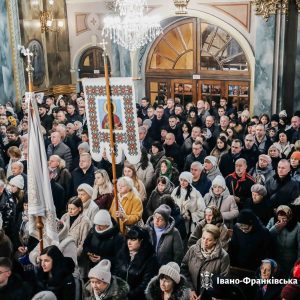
[
  {"xmin": 101, "ymin": 40, "xmax": 119, "ymax": 224},
  {"xmin": 22, "ymin": 46, "xmax": 44, "ymax": 252}
]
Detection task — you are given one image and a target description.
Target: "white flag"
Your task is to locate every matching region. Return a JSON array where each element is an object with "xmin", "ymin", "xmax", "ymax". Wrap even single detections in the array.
[{"xmin": 27, "ymin": 92, "xmax": 59, "ymax": 245}]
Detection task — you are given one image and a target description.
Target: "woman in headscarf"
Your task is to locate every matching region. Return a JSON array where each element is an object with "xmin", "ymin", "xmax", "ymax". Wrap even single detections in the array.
[
  {"xmin": 188, "ymin": 205, "xmax": 229, "ymax": 250},
  {"xmin": 109, "ymin": 176, "xmax": 143, "ymax": 235},
  {"xmin": 171, "ymin": 172, "xmax": 205, "ymax": 236},
  {"xmin": 181, "ymin": 224, "xmax": 230, "ymax": 300},
  {"xmin": 92, "ymin": 169, "xmax": 114, "ymax": 210},
  {"xmin": 146, "ymin": 176, "xmax": 174, "ymax": 218},
  {"xmin": 155, "ymin": 159, "xmax": 179, "ymax": 186},
  {"xmin": 255, "ymin": 258, "xmax": 283, "ymax": 300},
  {"xmin": 266, "ymin": 205, "xmax": 300, "ymax": 278}
]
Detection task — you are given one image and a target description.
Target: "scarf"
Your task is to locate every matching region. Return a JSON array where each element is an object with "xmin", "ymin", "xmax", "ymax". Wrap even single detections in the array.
[
  {"xmin": 229, "ymin": 171, "xmax": 249, "ymax": 194},
  {"xmin": 94, "ymin": 285, "xmax": 109, "ymax": 300},
  {"xmin": 200, "ymin": 243, "xmax": 216, "ymax": 258},
  {"xmin": 159, "ymin": 159, "xmax": 173, "ymax": 179},
  {"xmin": 129, "ymin": 251, "xmax": 137, "ymax": 261},
  {"xmin": 154, "ymin": 226, "xmax": 166, "ymax": 252}
]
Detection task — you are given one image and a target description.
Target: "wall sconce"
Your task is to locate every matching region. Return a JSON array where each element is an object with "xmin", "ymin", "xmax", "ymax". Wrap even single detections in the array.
[
  {"xmin": 32, "ymin": 0, "xmax": 64, "ymax": 33},
  {"xmin": 173, "ymin": 0, "xmax": 190, "ymax": 15}
]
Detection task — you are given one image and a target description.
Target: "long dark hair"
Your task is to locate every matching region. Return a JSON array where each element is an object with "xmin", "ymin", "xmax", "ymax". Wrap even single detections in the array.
[
  {"xmin": 139, "ymin": 147, "xmax": 149, "ymax": 170},
  {"xmin": 175, "ymin": 184, "xmax": 193, "ymax": 200}
]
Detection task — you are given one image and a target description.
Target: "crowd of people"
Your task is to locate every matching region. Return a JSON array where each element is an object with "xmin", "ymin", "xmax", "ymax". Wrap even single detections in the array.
[{"xmin": 0, "ymin": 94, "xmax": 300, "ymax": 299}]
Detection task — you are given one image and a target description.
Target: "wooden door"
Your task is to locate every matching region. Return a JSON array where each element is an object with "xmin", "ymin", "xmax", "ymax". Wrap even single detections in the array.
[
  {"xmin": 171, "ymin": 79, "xmax": 196, "ymax": 105},
  {"xmin": 225, "ymin": 81, "xmax": 250, "ymax": 111},
  {"xmin": 147, "ymin": 78, "xmax": 171, "ymax": 105},
  {"xmin": 198, "ymin": 80, "xmax": 224, "ymax": 105}
]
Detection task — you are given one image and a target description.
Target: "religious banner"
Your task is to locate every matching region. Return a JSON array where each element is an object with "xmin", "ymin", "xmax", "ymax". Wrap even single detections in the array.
[
  {"xmin": 27, "ymin": 92, "xmax": 59, "ymax": 245},
  {"xmin": 82, "ymin": 77, "xmax": 141, "ymax": 164}
]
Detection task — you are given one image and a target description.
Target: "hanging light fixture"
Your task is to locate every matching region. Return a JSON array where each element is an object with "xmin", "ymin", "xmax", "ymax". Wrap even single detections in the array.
[{"xmin": 102, "ymin": 0, "xmax": 162, "ymax": 51}]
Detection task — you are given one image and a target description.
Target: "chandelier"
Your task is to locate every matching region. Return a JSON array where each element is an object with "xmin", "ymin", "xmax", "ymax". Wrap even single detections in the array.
[{"xmin": 102, "ymin": 0, "xmax": 162, "ymax": 51}]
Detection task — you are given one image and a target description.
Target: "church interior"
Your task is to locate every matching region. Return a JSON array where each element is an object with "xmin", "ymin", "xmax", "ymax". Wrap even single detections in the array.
[{"xmin": 1, "ymin": 0, "xmax": 300, "ymax": 115}]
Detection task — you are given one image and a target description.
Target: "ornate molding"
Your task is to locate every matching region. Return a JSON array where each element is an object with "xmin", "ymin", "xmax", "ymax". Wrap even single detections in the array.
[{"xmin": 251, "ymin": 0, "xmax": 288, "ymax": 20}]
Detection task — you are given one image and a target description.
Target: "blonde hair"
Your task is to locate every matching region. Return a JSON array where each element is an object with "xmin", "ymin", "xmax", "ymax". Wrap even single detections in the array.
[
  {"xmin": 203, "ymin": 224, "xmax": 220, "ymax": 240},
  {"xmin": 92, "ymin": 169, "xmax": 113, "ymax": 198}
]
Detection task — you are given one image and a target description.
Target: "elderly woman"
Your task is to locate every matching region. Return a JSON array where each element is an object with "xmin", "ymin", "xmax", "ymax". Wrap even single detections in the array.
[
  {"xmin": 203, "ymin": 175, "xmax": 239, "ymax": 227},
  {"xmin": 92, "ymin": 169, "xmax": 114, "ymax": 210},
  {"xmin": 171, "ymin": 172, "xmax": 205, "ymax": 236},
  {"xmin": 113, "ymin": 226, "xmax": 159, "ymax": 300},
  {"xmin": 244, "ymin": 184, "xmax": 272, "ymax": 225},
  {"xmin": 268, "ymin": 144, "xmax": 282, "ymax": 170},
  {"xmin": 145, "ymin": 262, "xmax": 190, "ymax": 300},
  {"xmin": 266, "ymin": 205, "xmax": 300, "ymax": 278},
  {"xmin": 109, "ymin": 176, "xmax": 143, "ymax": 235},
  {"xmin": 144, "ymin": 204, "xmax": 184, "ymax": 266},
  {"xmin": 146, "ymin": 176, "xmax": 174, "ymax": 218},
  {"xmin": 255, "ymin": 259, "xmax": 283, "ymax": 300},
  {"xmin": 188, "ymin": 205, "xmax": 229, "ymax": 250},
  {"xmin": 77, "ymin": 183, "xmax": 99, "ymax": 220},
  {"xmin": 181, "ymin": 224, "xmax": 230, "ymax": 300}
]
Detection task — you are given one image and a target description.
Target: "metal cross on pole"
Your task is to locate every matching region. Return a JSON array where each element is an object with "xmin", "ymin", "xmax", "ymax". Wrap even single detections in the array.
[{"xmin": 100, "ymin": 39, "xmax": 120, "ymax": 224}]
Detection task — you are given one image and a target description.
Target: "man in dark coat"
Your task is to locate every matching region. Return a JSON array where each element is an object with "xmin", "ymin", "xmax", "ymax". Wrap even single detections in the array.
[
  {"xmin": 265, "ymin": 159, "xmax": 300, "ymax": 209},
  {"xmin": 163, "ymin": 133, "xmax": 182, "ymax": 171},
  {"xmin": 242, "ymin": 134, "xmax": 259, "ymax": 173},
  {"xmin": 181, "ymin": 126, "xmax": 201, "ymax": 156},
  {"xmin": 191, "ymin": 161, "xmax": 212, "ymax": 197},
  {"xmin": 0, "ymin": 257, "xmax": 31, "ymax": 300},
  {"xmin": 219, "ymin": 139, "xmax": 244, "ymax": 177},
  {"xmin": 71, "ymin": 153, "xmax": 97, "ymax": 195},
  {"xmin": 184, "ymin": 141, "xmax": 207, "ymax": 171},
  {"xmin": 226, "ymin": 158, "xmax": 255, "ymax": 210}
]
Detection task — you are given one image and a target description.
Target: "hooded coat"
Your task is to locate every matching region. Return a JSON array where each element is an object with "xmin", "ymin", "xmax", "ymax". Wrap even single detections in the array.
[
  {"xmin": 181, "ymin": 239, "xmax": 230, "ymax": 295},
  {"xmin": 205, "ymin": 165, "xmax": 222, "ymax": 182},
  {"xmin": 146, "ymin": 178, "xmax": 174, "ymax": 217},
  {"xmin": 145, "ymin": 275, "xmax": 190, "ymax": 300},
  {"xmin": 203, "ymin": 187, "xmax": 239, "ymax": 226},
  {"xmin": 228, "ymin": 211, "xmax": 273, "ymax": 271},
  {"xmin": 83, "ymin": 218, "xmax": 124, "ymax": 268},
  {"xmin": 144, "ymin": 215, "xmax": 184, "ymax": 266},
  {"xmin": 84, "ymin": 276, "xmax": 129, "ymax": 300}
]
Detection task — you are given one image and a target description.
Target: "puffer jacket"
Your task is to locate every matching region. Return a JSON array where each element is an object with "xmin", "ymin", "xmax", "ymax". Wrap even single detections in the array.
[
  {"xmin": 203, "ymin": 187, "xmax": 239, "ymax": 224},
  {"xmin": 145, "ymin": 275, "xmax": 190, "ymax": 300},
  {"xmin": 181, "ymin": 239, "xmax": 230, "ymax": 295},
  {"xmin": 84, "ymin": 276, "xmax": 129, "ymax": 300},
  {"xmin": 144, "ymin": 215, "xmax": 184, "ymax": 265}
]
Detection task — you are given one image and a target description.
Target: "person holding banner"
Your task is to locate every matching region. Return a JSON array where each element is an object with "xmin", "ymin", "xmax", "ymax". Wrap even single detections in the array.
[{"xmin": 109, "ymin": 177, "xmax": 143, "ymax": 235}]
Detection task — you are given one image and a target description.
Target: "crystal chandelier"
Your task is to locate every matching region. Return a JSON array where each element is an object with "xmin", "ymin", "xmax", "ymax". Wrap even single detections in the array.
[{"xmin": 102, "ymin": 0, "xmax": 162, "ymax": 51}]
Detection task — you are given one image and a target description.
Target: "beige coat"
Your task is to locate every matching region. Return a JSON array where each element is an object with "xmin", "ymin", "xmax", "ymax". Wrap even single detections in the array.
[
  {"xmin": 60, "ymin": 213, "xmax": 92, "ymax": 256},
  {"xmin": 181, "ymin": 239, "xmax": 230, "ymax": 294},
  {"xmin": 82, "ymin": 198, "xmax": 99, "ymax": 221}
]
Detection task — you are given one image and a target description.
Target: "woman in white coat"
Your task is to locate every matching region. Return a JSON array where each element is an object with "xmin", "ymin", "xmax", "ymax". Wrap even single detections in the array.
[
  {"xmin": 77, "ymin": 183, "xmax": 99, "ymax": 220},
  {"xmin": 171, "ymin": 171, "xmax": 205, "ymax": 236}
]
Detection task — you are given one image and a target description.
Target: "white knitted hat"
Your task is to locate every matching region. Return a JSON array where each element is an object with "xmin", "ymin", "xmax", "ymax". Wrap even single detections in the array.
[
  {"xmin": 32, "ymin": 291, "xmax": 57, "ymax": 300},
  {"xmin": 159, "ymin": 262, "xmax": 181, "ymax": 284},
  {"xmin": 77, "ymin": 183, "xmax": 93, "ymax": 197},
  {"xmin": 212, "ymin": 175, "xmax": 226, "ymax": 190},
  {"xmin": 88, "ymin": 259, "xmax": 111, "ymax": 283},
  {"xmin": 9, "ymin": 175, "xmax": 24, "ymax": 190},
  {"xmin": 93, "ymin": 210, "xmax": 113, "ymax": 227},
  {"xmin": 179, "ymin": 171, "xmax": 193, "ymax": 184}
]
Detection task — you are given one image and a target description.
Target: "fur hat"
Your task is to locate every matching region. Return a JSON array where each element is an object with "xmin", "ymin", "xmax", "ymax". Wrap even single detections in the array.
[
  {"xmin": 205, "ymin": 156, "xmax": 218, "ymax": 167},
  {"xmin": 32, "ymin": 291, "xmax": 57, "ymax": 300},
  {"xmin": 77, "ymin": 183, "xmax": 93, "ymax": 197},
  {"xmin": 9, "ymin": 175, "xmax": 24, "ymax": 190},
  {"xmin": 159, "ymin": 262, "xmax": 181, "ymax": 284},
  {"xmin": 237, "ymin": 209, "xmax": 257, "ymax": 226},
  {"xmin": 93, "ymin": 210, "xmax": 113, "ymax": 227},
  {"xmin": 154, "ymin": 204, "xmax": 171, "ymax": 222},
  {"xmin": 179, "ymin": 171, "xmax": 193, "ymax": 184},
  {"xmin": 212, "ymin": 175, "xmax": 226, "ymax": 190},
  {"xmin": 88, "ymin": 259, "xmax": 111, "ymax": 284},
  {"xmin": 259, "ymin": 154, "xmax": 272, "ymax": 164},
  {"xmin": 251, "ymin": 184, "xmax": 267, "ymax": 197},
  {"xmin": 291, "ymin": 151, "xmax": 300, "ymax": 161}
]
